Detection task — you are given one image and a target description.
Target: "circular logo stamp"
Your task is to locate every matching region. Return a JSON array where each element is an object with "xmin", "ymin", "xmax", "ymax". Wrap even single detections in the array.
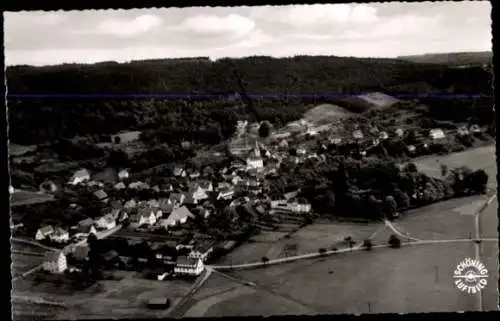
[{"xmin": 453, "ymin": 258, "xmax": 488, "ymax": 294}]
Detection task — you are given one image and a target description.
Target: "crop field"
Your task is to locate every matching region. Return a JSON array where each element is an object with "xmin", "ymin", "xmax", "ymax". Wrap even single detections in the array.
[{"xmin": 221, "ymin": 242, "xmax": 484, "ymax": 315}]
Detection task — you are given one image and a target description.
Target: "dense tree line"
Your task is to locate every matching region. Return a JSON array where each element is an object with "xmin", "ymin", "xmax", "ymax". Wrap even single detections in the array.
[{"xmin": 8, "ymin": 55, "xmax": 482, "ymax": 145}]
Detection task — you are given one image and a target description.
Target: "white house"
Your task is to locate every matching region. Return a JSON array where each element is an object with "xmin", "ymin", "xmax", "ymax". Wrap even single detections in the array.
[
  {"xmin": 173, "ymin": 167, "xmax": 186, "ymax": 177},
  {"xmin": 132, "ymin": 209, "xmax": 157, "ymax": 227},
  {"xmin": 470, "ymin": 124, "xmax": 481, "ymax": 133},
  {"xmin": 118, "ymin": 169, "xmax": 129, "ymax": 180},
  {"xmin": 74, "ymin": 218, "xmax": 97, "ymax": 237},
  {"xmin": 162, "ymin": 206, "xmax": 194, "ymax": 228},
  {"xmin": 69, "ymin": 169, "xmax": 90, "ymax": 185},
  {"xmin": 95, "ymin": 214, "xmax": 116, "ymax": 230},
  {"xmin": 94, "ymin": 189, "xmax": 109, "ymax": 203},
  {"xmin": 246, "ymin": 142, "xmax": 264, "ymax": 169},
  {"xmin": 188, "ymin": 244, "xmax": 214, "ymax": 262},
  {"xmin": 129, "ymin": 181, "xmax": 149, "ymax": 190},
  {"xmin": 395, "ymin": 128, "xmax": 405, "ymax": 137},
  {"xmin": 407, "ymin": 145, "xmax": 416, "ymax": 153},
  {"xmin": 189, "ymin": 185, "xmax": 209, "ymax": 202},
  {"xmin": 379, "ymin": 131, "xmax": 389, "ymax": 140},
  {"xmin": 35, "ymin": 225, "xmax": 54, "ymax": 241},
  {"xmin": 352, "ymin": 130, "xmax": 364, "ymax": 140},
  {"xmin": 49, "ymin": 228, "xmax": 70, "ymax": 243},
  {"xmin": 43, "ymin": 251, "xmax": 67, "ymax": 274},
  {"xmin": 174, "ymin": 257, "xmax": 205, "ymax": 276},
  {"xmin": 429, "ymin": 128, "xmax": 445, "ymax": 140},
  {"xmin": 169, "ymin": 193, "xmax": 185, "ymax": 205},
  {"xmin": 270, "ymin": 195, "xmax": 287, "ymax": 208},
  {"xmin": 198, "ymin": 181, "xmax": 213, "ymax": 192},
  {"xmin": 114, "ymin": 182, "xmax": 126, "ymax": 190},
  {"xmin": 124, "ymin": 199, "xmax": 137, "ymax": 210},
  {"xmin": 217, "ymin": 188, "xmax": 235, "ymax": 201},
  {"xmin": 289, "ymin": 199, "xmax": 312, "ymax": 213}
]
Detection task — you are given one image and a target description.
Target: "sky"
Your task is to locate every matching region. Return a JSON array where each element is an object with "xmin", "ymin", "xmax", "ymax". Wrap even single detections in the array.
[{"xmin": 4, "ymin": 1, "xmax": 492, "ymax": 66}]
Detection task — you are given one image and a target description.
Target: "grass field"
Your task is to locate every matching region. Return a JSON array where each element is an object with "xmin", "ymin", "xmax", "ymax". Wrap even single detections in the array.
[
  {"xmin": 9, "ymin": 143, "xmax": 37, "ymax": 156},
  {"xmin": 10, "ymin": 190, "xmax": 55, "ymax": 207},
  {"xmin": 215, "ymin": 222, "xmax": 384, "ymax": 266},
  {"xmin": 218, "ymin": 242, "xmax": 483, "ymax": 315},
  {"xmin": 11, "ymin": 253, "xmax": 44, "ymax": 277}
]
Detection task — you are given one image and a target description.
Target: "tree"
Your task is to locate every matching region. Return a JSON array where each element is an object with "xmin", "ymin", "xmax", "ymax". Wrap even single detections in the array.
[
  {"xmin": 403, "ymin": 162, "xmax": 418, "ymax": 173},
  {"xmin": 392, "ymin": 189, "xmax": 410, "ymax": 210},
  {"xmin": 318, "ymin": 248, "xmax": 327, "ymax": 255},
  {"xmin": 383, "ymin": 195, "xmax": 398, "ymax": 218},
  {"xmin": 258, "ymin": 121, "xmax": 272, "ymax": 138},
  {"xmin": 114, "ymin": 136, "xmax": 121, "ymax": 144},
  {"xmin": 388, "ymin": 234, "xmax": 401, "ymax": 248},
  {"xmin": 440, "ymin": 164, "xmax": 448, "ymax": 177},
  {"xmin": 261, "ymin": 256, "xmax": 269, "ymax": 264},
  {"xmin": 362, "ymin": 239, "xmax": 373, "ymax": 251}
]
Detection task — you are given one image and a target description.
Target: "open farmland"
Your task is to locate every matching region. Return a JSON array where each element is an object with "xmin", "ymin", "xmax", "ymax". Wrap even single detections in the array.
[
  {"xmin": 10, "ymin": 190, "xmax": 55, "ymax": 207},
  {"xmin": 215, "ymin": 221, "xmax": 384, "ymax": 266},
  {"xmin": 11, "ymin": 253, "xmax": 44, "ymax": 277},
  {"xmin": 183, "ymin": 271, "xmax": 315, "ymax": 317},
  {"xmin": 211, "ymin": 242, "xmax": 483, "ymax": 315}
]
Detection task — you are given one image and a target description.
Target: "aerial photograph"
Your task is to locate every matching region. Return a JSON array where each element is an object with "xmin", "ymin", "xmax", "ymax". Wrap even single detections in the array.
[{"xmin": 6, "ymin": 1, "xmax": 497, "ymax": 320}]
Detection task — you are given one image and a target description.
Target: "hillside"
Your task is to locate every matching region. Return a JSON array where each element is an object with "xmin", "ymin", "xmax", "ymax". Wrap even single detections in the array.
[
  {"xmin": 303, "ymin": 104, "xmax": 355, "ymax": 125},
  {"xmin": 6, "ymin": 55, "xmax": 493, "ymax": 145},
  {"xmin": 398, "ymin": 51, "xmax": 492, "ymax": 67}
]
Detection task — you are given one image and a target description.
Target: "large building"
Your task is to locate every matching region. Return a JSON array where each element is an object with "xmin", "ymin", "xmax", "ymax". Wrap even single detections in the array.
[
  {"xmin": 246, "ymin": 142, "xmax": 264, "ymax": 169},
  {"xmin": 174, "ymin": 256, "xmax": 205, "ymax": 276}
]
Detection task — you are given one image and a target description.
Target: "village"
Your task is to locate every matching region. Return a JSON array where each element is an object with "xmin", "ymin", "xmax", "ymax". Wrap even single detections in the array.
[{"xmin": 12, "ymin": 97, "xmax": 491, "ymax": 288}]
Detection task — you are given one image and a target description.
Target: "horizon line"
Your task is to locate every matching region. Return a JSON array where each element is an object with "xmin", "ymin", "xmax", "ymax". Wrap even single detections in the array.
[{"xmin": 5, "ymin": 50, "xmax": 492, "ymax": 68}]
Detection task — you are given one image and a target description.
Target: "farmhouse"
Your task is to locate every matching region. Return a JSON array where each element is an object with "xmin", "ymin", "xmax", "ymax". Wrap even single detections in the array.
[
  {"xmin": 49, "ymin": 228, "xmax": 70, "ymax": 243},
  {"xmin": 429, "ymin": 128, "xmax": 446, "ymax": 140},
  {"xmin": 174, "ymin": 256, "xmax": 205, "ymax": 276},
  {"xmin": 93, "ymin": 189, "xmax": 109, "ymax": 203},
  {"xmin": 217, "ymin": 187, "xmax": 235, "ymax": 200},
  {"xmin": 69, "ymin": 169, "xmax": 90, "ymax": 185},
  {"xmin": 188, "ymin": 243, "xmax": 214, "ymax": 262},
  {"xmin": 35, "ymin": 225, "xmax": 54, "ymax": 241},
  {"xmin": 43, "ymin": 251, "xmax": 67, "ymax": 274},
  {"xmin": 75, "ymin": 218, "xmax": 97, "ymax": 236},
  {"xmin": 95, "ymin": 214, "xmax": 116, "ymax": 230},
  {"xmin": 118, "ymin": 169, "xmax": 130, "ymax": 180}
]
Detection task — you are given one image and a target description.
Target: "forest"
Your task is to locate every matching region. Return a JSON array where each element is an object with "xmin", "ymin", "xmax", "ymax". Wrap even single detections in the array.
[{"xmin": 7, "ymin": 55, "xmax": 493, "ymax": 146}]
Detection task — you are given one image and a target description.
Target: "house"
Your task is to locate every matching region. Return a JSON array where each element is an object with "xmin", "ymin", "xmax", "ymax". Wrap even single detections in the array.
[
  {"xmin": 87, "ymin": 180, "xmax": 104, "ymax": 187},
  {"xmin": 49, "ymin": 228, "xmax": 70, "ymax": 243},
  {"xmin": 288, "ymin": 198, "xmax": 312, "ymax": 213},
  {"xmin": 379, "ymin": 131, "xmax": 389, "ymax": 140},
  {"xmin": 284, "ymin": 190, "xmax": 300, "ymax": 201},
  {"xmin": 188, "ymin": 243, "xmax": 214, "ymax": 262},
  {"xmin": 158, "ymin": 198, "xmax": 177, "ymax": 215},
  {"xmin": 35, "ymin": 225, "xmax": 54, "ymax": 241},
  {"xmin": 194, "ymin": 206, "xmax": 211, "ymax": 219},
  {"xmin": 129, "ymin": 181, "xmax": 149, "ymax": 190},
  {"xmin": 217, "ymin": 187, "xmax": 235, "ymax": 200},
  {"xmin": 69, "ymin": 169, "xmax": 90, "ymax": 185},
  {"xmin": 160, "ymin": 206, "xmax": 194, "ymax": 228},
  {"xmin": 95, "ymin": 214, "xmax": 116, "ymax": 230},
  {"xmin": 352, "ymin": 130, "xmax": 364, "ymax": 140},
  {"xmin": 169, "ymin": 193, "xmax": 185, "ymax": 205},
  {"xmin": 189, "ymin": 170, "xmax": 201, "ymax": 179},
  {"xmin": 217, "ymin": 182, "xmax": 232, "ymax": 191},
  {"xmin": 139, "ymin": 203, "xmax": 163, "ymax": 219},
  {"xmin": 296, "ymin": 147, "xmax": 307, "ymax": 156},
  {"xmin": 92, "ymin": 168, "xmax": 119, "ymax": 183},
  {"xmin": 173, "ymin": 166, "xmax": 186, "ymax": 177},
  {"xmin": 198, "ymin": 180, "xmax": 213, "ymax": 192},
  {"xmin": 407, "ymin": 145, "xmax": 416, "ymax": 153},
  {"xmin": 270, "ymin": 194, "xmax": 287, "ymax": 208},
  {"xmin": 93, "ymin": 189, "xmax": 109, "ymax": 203},
  {"xmin": 39, "ymin": 180, "xmax": 57, "ymax": 193},
  {"xmin": 114, "ymin": 182, "xmax": 126, "ymax": 190},
  {"xmin": 231, "ymin": 176, "xmax": 243, "ymax": 185},
  {"xmin": 124, "ymin": 199, "xmax": 137, "ymax": 210},
  {"xmin": 188, "ymin": 185, "xmax": 209, "ymax": 202},
  {"xmin": 75, "ymin": 218, "xmax": 97, "ymax": 236},
  {"xmin": 429, "ymin": 128, "xmax": 445, "ymax": 140},
  {"xmin": 109, "ymin": 199, "xmax": 123, "ymax": 210},
  {"xmin": 469, "ymin": 124, "xmax": 481, "ymax": 133},
  {"xmin": 457, "ymin": 126, "xmax": 470, "ymax": 136},
  {"xmin": 131, "ymin": 208, "xmax": 157, "ymax": 227},
  {"xmin": 278, "ymin": 139, "xmax": 289, "ymax": 149},
  {"xmin": 43, "ymin": 251, "xmax": 67, "ymax": 274},
  {"xmin": 118, "ymin": 169, "xmax": 129, "ymax": 180},
  {"xmin": 395, "ymin": 128, "xmax": 405, "ymax": 137},
  {"xmin": 72, "ymin": 245, "xmax": 90, "ymax": 261},
  {"xmin": 174, "ymin": 256, "xmax": 205, "ymax": 276}
]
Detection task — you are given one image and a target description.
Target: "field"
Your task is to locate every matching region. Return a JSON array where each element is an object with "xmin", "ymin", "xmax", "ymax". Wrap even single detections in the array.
[
  {"xmin": 183, "ymin": 272, "xmax": 314, "ymax": 317},
  {"xmin": 302, "ymin": 104, "xmax": 354, "ymax": 125},
  {"xmin": 10, "ymin": 143, "xmax": 38, "ymax": 156},
  {"xmin": 10, "ymin": 190, "xmax": 55, "ymax": 207},
  {"xmin": 202, "ymin": 242, "xmax": 482, "ymax": 315},
  {"xmin": 12, "ymin": 269, "xmax": 194, "ymax": 320},
  {"xmin": 11, "ymin": 253, "xmax": 44, "ymax": 278},
  {"xmin": 215, "ymin": 221, "xmax": 384, "ymax": 266}
]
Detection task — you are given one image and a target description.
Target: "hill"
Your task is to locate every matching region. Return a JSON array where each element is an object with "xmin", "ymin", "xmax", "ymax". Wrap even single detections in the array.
[
  {"xmin": 398, "ymin": 51, "xmax": 492, "ymax": 67},
  {"xmin": 303, "ymin": 104, "xmax": 355, "ymax": 125},
  {"xmin": 6, "ymin": 55, "xmax": 493, "ymax": 145}
]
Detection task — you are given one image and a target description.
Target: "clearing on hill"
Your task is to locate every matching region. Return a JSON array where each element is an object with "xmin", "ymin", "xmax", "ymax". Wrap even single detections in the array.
[{"xmin": 303, "ymin": 104, "xmax": 355, "ymax": 125}]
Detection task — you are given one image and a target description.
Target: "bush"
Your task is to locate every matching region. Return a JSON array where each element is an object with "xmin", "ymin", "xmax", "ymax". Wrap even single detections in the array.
[{"xmin": 388, "ymin": 234, "xmax": 401, "ymax": 248}]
